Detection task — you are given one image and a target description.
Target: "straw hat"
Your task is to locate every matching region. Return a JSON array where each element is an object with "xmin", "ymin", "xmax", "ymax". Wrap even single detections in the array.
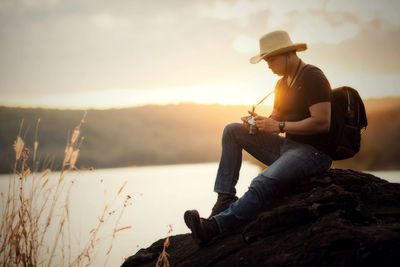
[{"xmin": 250, "ymin": 30, "xmax": 307, "ymax": 64}]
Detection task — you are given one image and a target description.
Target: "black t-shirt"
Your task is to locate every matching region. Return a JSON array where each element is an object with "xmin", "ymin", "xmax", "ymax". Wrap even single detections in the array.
[{"xmin": 273, "ymin": 64, "xmax": 334, "ymax": 155}]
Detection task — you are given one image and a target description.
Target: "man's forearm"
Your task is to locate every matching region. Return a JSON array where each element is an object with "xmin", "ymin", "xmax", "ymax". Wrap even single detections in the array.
[
  {"xmin": 282, "ymin": 116, "xmax": 330, "ymax": 135},
  {"xmin": 276, "ymin": 102, "xmax": 331, "ymax": 135}
]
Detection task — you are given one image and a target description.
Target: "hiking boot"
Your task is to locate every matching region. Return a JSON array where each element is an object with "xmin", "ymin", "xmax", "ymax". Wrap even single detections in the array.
[
  {"xmin": 184, "ymin": 210, "xmax": 219, "ymax": 246},
  {"xmin": 208, "ymin": 193, "xmax": 238, "ymax": 218}
]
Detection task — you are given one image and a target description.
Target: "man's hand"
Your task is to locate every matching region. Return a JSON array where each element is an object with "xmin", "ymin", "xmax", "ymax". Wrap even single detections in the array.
[
  {"xmin": 251, "ymin": 112, "xmax": 280, "ymax": 133},
  {"xmin": 241, "ymin": 115, "xmax": 251, "ymax": 129},
  {"xmin": 242, "ymin": 110, "xmax": 280, "ymax": 133},
  {"xmin": 241, "ymin": 110, "xmax": 258, "ymax": 129}
]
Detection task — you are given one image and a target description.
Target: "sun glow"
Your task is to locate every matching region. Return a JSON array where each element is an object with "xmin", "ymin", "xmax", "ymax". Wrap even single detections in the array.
[
  {"xmin": 1, "ymin": 78, "xmax": 278, "ymax": 109},
  {"xmin": 1, "ymin": 0, "xmax": 399, "ymax": 109},
  {"xmin": 262, "ymin": 93, "xmax": 275, "ymax": 106}
]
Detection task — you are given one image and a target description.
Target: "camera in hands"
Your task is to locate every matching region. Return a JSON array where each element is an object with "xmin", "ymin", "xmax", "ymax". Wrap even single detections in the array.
[{"xmin": 247, "ymin": 116, "xmax": 258, "ymax": 135}]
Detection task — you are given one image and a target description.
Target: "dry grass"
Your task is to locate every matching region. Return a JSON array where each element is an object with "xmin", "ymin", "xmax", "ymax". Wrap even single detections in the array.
[
  {"xmin": 155, "ymin": 224, "xmax": 173, "ymax": 267},
  {"xmin": 155, "ymin": 237, "xmax": 170, "ymax": 267},
  {"xmin": 0, "ymin": 113, "xmax": 132, "ymax": 266}
]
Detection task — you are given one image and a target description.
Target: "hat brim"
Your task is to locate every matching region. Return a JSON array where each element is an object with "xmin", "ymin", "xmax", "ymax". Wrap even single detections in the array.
[{"xmin": 249, "ymin": 43, "xmax": 307, "ymax": 64}]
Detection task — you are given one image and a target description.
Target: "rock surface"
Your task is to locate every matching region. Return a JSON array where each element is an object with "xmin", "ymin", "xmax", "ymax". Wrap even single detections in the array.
[{"xmin": 122, "ymin": 169, "xmax": 400, "ymax": 267}]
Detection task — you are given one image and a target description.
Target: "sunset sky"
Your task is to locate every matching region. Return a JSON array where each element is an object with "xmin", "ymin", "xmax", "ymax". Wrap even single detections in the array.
[{"xmin": 0, "ymin": 0, "xmax": 399, "ymax": 108}]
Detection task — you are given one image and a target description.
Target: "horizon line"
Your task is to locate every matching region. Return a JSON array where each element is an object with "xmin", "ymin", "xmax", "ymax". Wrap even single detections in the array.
[{"xmin": 0, "ymin": 96, "xmax": 399, "ymax": 111}]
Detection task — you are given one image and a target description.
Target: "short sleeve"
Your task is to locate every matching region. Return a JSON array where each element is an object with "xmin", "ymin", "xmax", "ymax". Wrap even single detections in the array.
[{"xmin": 301, "ymin": 67, "xmax": 331, "ymax": 107}]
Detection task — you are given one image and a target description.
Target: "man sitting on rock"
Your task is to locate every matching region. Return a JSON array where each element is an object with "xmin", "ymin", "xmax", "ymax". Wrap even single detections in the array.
[{"xmin": 184, "ymin": 30, "xmax": 335, "ymax": 245}]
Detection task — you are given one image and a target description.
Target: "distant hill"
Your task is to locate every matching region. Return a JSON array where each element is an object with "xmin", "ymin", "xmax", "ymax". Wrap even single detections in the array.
[
  {"xmin": 0, "ymin": 103, "xmax": 271, "ymax": 173},
  {"xmin": 0, "ymin": 98, "xmax": 399, "ymax": 173}
]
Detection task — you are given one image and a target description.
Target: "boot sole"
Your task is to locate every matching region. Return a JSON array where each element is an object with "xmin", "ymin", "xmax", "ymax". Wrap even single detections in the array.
[{"xmin": 184, "ymin": 210, "xmax": 201, "ymax": 244}]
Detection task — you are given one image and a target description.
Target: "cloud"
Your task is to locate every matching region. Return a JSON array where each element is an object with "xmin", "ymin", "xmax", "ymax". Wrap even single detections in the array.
[
  {"xmin": 305, "ymin": 17, "xmax": 400, "ymax": 75},
  {"xmin": 201, "ymin": 0, "xmax": 400, "ymax": 26},
  {"xmin": 233, "ymin": 35, "xmax": 258, "ymax": 53},
  {"xmin": 0, "ymin": 0, "xmax": 252, "ymax": 96},
  {"xmin": 283, "ymin": 9, "xmax": 361, "ymax": 44},
  {"xmin": 18, "ymin": 0, "xmax": 61, "ymax": 7},
  {"xmin": 0, "ymin": 0, "xmax": 399, "ymax": 107},
  {"xmin": 198, "ymin": 0, "xmax": 268, "ymax": 20},
  {"xmin": 91, "ymin": 13, "xmax": 131, "ymax": 29},
  {"xmin": 325, "ymin": 0, "xmax": 400, "ymax": 25}
]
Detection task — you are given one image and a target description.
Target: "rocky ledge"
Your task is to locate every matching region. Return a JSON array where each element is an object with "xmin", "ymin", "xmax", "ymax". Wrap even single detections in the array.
[{"xmin": 122, "ymin": 169, "xmax": 400, "ymax": 267}]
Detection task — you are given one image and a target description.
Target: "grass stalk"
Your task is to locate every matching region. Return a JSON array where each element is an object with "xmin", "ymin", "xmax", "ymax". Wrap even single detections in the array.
[{"xmin": 0, "ymin": 112, "xmax": 132, "ymax": 266}]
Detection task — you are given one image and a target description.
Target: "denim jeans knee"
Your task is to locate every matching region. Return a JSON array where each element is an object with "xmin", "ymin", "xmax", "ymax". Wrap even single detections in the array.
[
  {"xmin": 222, "ymin": 122, "xmax": 247, "ymax": 140},
  {"xmin": 249, "ymin": 175, "xmax": 279, "ymax": 202}
]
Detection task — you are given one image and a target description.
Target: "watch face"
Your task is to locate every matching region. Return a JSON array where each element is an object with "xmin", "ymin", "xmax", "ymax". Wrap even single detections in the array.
[{"xmin": 279, "ymin": 122, "xmax": 285, "ymax": 133}]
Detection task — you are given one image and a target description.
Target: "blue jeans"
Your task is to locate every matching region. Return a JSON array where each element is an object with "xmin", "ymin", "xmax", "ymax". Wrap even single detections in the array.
[{"xmin": 213, "ymin": 123, "xmax": 332, "ymax": 233}]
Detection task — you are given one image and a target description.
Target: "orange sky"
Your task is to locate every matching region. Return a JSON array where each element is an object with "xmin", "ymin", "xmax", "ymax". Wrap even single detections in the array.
[{"xmin": 0, "ymin": 0, "xmax": 399, "ymax": 108}]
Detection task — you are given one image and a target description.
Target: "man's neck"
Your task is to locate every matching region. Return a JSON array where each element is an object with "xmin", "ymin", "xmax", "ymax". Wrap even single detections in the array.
[
  {"xmin": 286, "ymin": 57, "xmax": 304, "ymax": 87},
  {"xmin": 287, "ymin": 57, "xmax": 301, "ymax": 79}
]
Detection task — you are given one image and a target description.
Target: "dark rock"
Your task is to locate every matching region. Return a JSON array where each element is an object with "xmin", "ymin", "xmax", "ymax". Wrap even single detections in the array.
[{"xmin": 122, "ymin": 169, "xmax": 400, "ymax": 267}]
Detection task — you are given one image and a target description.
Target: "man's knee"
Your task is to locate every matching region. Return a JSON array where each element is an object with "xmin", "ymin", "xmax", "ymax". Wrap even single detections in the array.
[
  {"xmin": 223, "ymin": 123, "xmax": 246, "ymax": 139},
  {"xmin": 249, "ymin": 175, "xmax": 279, "ymax": 201},
  {"xmin": 224, "ymin": 122, "xmax": 244, "ymax": 133}
]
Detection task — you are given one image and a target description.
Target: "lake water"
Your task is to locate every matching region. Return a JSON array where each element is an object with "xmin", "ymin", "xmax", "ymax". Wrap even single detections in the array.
[{"xmin": 0, "ymin": 162, "xmax": 399, "ymax": 266}]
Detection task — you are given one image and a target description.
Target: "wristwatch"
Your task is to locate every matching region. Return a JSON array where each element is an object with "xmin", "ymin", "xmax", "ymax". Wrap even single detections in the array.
[{"xmin": 279, "ymin": 122, "xmax": 285, "ymax": 133}]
